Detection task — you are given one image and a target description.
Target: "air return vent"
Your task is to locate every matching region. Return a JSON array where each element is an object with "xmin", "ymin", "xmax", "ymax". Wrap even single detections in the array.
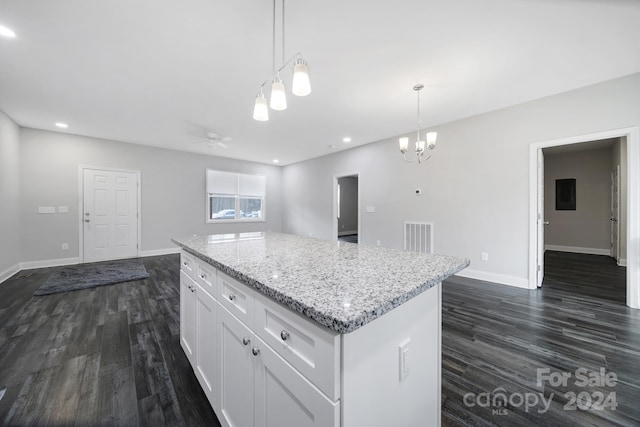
[{"xmin": 404, "ymin": 221, "xmax": 433, "ymax": 254}]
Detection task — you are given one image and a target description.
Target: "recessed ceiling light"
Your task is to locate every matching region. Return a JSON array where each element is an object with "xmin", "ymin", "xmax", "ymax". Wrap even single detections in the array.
[
  {"xmin": 55, "ymin": 122, "xmax": 68, "ymax": 129},
  {"xmin": 0, "ymin": 25, "xmax": 16, "ymax": 39},
  {"xmin": 272, "ymin": 159, "xmax": 279, "ymax": 163},
  {"xmin": 343, "ymin": 137, "xmax": 351, "ymax": 143}
]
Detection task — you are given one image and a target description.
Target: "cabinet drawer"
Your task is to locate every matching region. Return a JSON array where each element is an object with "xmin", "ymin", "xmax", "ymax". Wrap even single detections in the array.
[
  {"xmin": 254, "ymin": 292, "xmax": 340, "ymax": 401},
  {"xmin": 180, "ymin": 251, "xmax": 196, "ymax": 275},
  {"xmin": 195, "ymin": 259, "xmax": 217, "ymax": 297},
  {"xmin": 217, "ymin": 271, "xmax": 255, "ymax": 329}
]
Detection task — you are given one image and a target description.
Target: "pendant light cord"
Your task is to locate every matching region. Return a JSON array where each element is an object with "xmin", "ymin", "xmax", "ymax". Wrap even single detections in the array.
[
  {"xmin": 272, "ymin": 0, "xmax": 276, "ymax": 73},
  {"xmin": 282, "ymin": 0, "xmax": 286, "ymax": 66}
]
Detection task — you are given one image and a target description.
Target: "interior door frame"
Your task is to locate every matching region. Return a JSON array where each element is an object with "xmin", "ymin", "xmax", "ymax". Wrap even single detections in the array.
[
  {"xmin": 332, "ymin": 171, "xmax": 360, "ymax": 242},
  {"xmin": 78, "ymin": 165, "xmax": 142, "ymax": 263},
  {"xmin": 528, "ymin": 127, "xmax": 640, "ymax": 309}
]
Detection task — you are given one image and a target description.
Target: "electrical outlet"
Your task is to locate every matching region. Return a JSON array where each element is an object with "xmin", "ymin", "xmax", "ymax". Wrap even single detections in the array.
[
  {"xmin": 481, "ymin": 252, "xmax": 489, "ymax": 262},
  {"xmin": 399, "ymin": 339, "xmax": 411, "ymax": 381},
  {"xmin": 376, "ymin": 240, "xmax": 381, "ymax": 247},
  {"xmin": 62, "ymin": 243, "xmax": 69, "ymax": 250},
  {"xmin": 308, "ymin": 232, "xmax": 313, "ymax": 237}
]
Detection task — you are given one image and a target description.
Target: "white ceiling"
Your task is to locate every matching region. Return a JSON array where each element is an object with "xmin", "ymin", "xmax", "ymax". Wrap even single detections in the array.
[{"xmin": 1, "ymin": 0, "xmax": 639, "ymax": 165}]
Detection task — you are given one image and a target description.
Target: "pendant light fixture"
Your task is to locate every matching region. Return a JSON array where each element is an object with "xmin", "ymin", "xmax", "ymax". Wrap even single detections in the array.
[
  {"xmin": 253, "ymin": 0, "xmax": 311, "ymax": 121},
  {"xmin": 399, "ymin": 84, "xmax": 437, "ymax": 163}
]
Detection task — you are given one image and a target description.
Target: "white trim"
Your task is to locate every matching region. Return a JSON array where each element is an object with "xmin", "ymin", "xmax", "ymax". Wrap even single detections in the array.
[
  {"xmin": 338, "ymin": 230, "xmax": 358, "ymax": 237},
  {"xmin": 529, "ymin": 127, "xmax": 640, "ymax": 309},
  {"xmin": 140, "ymin": 247, "xmax": 181, "ymax": 257},
  {"xmin": 0, "ymin": 264, "xmax": 21, "ymax": 284},
  {"xmin": 545, "ymin": 245, "xmax": 612, "ymax": 256},
  {"xmin": 454, "ymin": 269, "xmax": 530, "ymax": 289},
  {"xmin": 619, "ymin": 258, "xmax": 628, "ymax": 267},
  {"xmin": 20, "ymin": 257, "xmax": 80, "ymax": 271},
  {"xmin": 333, "ymin": 172, "xmax": 361, "ymax": 242},
  {"xmin": 78, "ymin": 166, "xmax": 142, "ymax": 263}
]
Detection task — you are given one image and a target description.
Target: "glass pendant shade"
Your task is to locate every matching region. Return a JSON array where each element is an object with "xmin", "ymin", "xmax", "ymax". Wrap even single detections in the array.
[
  {"xmin": 426, "ymin": 132, "xmax": 437, "ymax": 149},
  {"xmin": 399, "ymin": 137, "xmax": 409, "ymax": 153},
  {"xmin": 270, "ymin": 76, "xmax": 287, "ymax": 110},
  {"xmin": 253, "ymin": 92, "xmax": 269, "ymax": 121},
  {"xmin": 292, "ymin": 58, "xmax": 311, "ymax": 96}
]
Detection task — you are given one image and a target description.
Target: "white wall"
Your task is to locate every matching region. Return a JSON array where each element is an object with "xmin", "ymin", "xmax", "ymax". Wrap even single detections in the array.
[
  {"xmin": 543, "ymin": 147, "xmax": 612, "ymax": 252},
  {"xmin": 282, "ymin": 72, "xmax": 640, "ymax": 287},
  {"xmin": 0, "ymin": 110, "xmax": 21, "ymax": 280},
  {"xmin": 19, "ymin": 129, "xmax": 283, "ymax": 264},
  {"xmin": 338, "ymin": 176, "xmax": 358, "ymax": 234}
]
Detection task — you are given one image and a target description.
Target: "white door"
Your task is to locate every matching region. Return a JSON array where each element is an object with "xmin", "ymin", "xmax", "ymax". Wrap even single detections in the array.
[
  {"xmin": 196, "ymin": 284, "xmax": 219, "ymax": 412},
  {"xmin": 218, "ymin": 306, "xmax": 255, "ymax": 427},
  {"xmin": 180, "ymin": 271, "xmax": 197, "ymax": 366},
  {"xmin": 611, "ymin": 165, "xmax": 621, "ymax": 263},
  {"xmin": 83, "ymin": 168, "xmax": 139, "ymax": 262},
  {"xmin": 537, "ymin": 149, "xmax": 545, "ymax": 287},
  {"xmin": 254, "ymin": 335, "xmax": 339, "ymax": 427}
]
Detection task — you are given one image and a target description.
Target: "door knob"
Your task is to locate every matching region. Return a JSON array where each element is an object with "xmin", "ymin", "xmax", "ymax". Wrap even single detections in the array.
[{"xmin": 543, "ymin": 221, "xmax": 549, "ymax": 225}]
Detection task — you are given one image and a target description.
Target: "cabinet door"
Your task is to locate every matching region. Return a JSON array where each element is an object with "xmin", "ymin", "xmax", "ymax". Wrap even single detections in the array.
[
  {"xmin": 254, "ymin": 336, "xmax": 340, "ymax": 427},
  {"xmin": 218, "ymin": 305, "xmax": 255, "ymax": 427},
  {"xmin": 180, "ymin": 271, "xmax": 197, "ymax": 365},
  {"xmin": 196, "ymin": 282, "xmax": 218, "ymax": 412}
]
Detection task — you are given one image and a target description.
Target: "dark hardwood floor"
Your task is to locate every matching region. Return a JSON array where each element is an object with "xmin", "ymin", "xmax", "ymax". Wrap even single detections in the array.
[
  {"xmin": 442, "ymin": 251, "xmax": 638, "ymax": 426},
  {"xmin": 0, "ymin": 255, "xmax": 219, "ymax": 427},
  {"xmin": 0, "ymin": 251, "xmax": 638, "ymax": 426}
]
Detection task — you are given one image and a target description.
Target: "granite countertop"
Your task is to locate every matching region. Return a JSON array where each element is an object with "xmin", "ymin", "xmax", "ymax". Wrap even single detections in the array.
[{"xmin": 172, "ymin": 232, "xmax": 469, "ymax": 334}]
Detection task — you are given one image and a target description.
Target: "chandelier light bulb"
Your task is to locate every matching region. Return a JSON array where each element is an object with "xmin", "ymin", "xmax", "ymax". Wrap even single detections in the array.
[
  {"xmin": 253, "ymin": 91, "xmax": 269, "ymax": 121},
  {"xmin": 292, "ymin": 58, "xmax": 311, "ymax": 96},
  {"xmin": 399, "ymin": 137, "xmax": 409, "ymax": 153},
  {"xmin": 270, "ymin": 75, "xmax": 287, "ymax": 111},
  {"xmin": 426, "ymin": 132, "xmax": 437, "ymax": 149},
  {"xmin": 415, "ymin": 140, "xmax": 426, "ymax": 153}
]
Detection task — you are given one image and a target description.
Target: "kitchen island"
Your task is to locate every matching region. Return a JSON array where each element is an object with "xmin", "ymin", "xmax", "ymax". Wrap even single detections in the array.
[{"xmin": 173, "ymin": 232, "xmax": 469, "ymax": 427}]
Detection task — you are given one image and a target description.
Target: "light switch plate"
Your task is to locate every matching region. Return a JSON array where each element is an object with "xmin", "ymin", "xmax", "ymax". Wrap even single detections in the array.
[
  {"xmin": 366, "ymin": 206, "xmax": 375, "ymax": 213},
  {"xmin": 38, "ymin": 206, "xmax": 55, "ymax": 214}
]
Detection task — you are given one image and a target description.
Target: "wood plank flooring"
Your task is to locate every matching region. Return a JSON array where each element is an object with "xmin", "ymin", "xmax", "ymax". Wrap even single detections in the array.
[
  {"xmin": 442, "ymin": 251, "xmax": 639, "ymax": 426},
  {"xmin": 0, "ymin": 251, "xmax": 638, "ymax": 426},
  {"xmin": 0, "ymin": 255, "xmax": 219, "ymax": 427}
]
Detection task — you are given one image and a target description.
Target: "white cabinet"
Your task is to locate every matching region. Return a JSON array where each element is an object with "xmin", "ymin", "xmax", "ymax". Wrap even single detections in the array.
[
  {"xmin": 195, "ymin": 282, "xmax": 218, "ymax": 411},
  {"xmin": 180, "ymin": 249, "xmax": 442, "ymax": 427},
  {"xmin": 179, "ymin": 271, "xmax": 197, "ymax": 365},
  {"xmin": 254, "ymin": 334, "xmax": 339, "ymax": 427},
  {"xmin": 181, "ymin": 255, "xmax": 220, "ymax": 412},
  {"xmin": 217, "ymin": 304, "xmax": 339, "ymax": 427}
]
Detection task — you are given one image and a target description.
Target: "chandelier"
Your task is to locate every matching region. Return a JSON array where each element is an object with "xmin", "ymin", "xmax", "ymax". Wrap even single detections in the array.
[
  {"xmin": 253, "ymin": 0, "xmax": 311, "ymax": 121},
  {"xmin": 399, "ymin": 84, "xmax": 437, "ymax": 163}
]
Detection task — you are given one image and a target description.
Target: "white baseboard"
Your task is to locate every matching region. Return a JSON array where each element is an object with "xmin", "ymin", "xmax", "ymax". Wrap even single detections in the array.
[
  {"xmin": 19, "ymin": 257, "xmax": 80, "ymax": 271},
  {"xmin": 454, "ymin": 268, "xmax": 531, "ymax": 289},
  {"xmin": 140, "ymin": 247, "xmax": 181, "ymax": 257},
  {"xmin": 619, "ymin": 258, "xmax": 627, "ymax": 267},
  {"xmin": 545, "ymin": 245, "xmax": 611, "ymax": 256},
  {"xmin": 338, "ymin": 230, "xmax": 358, "ymax": 236},
  {"xmin": 0, "ymin": 264, "xmax": 21, "ymax": 284}
]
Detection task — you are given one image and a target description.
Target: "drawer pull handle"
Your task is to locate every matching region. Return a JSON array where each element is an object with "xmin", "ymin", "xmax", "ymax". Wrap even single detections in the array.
[
  {"xmin": 242, "ymin": 337, "xmax": 251, "ymax": 346},
  {"xmin": 252, "ymin": 347, "xmax": 260, "ymax": 356},
  {"xmin": 280, "ymin": 330, "xmax": 290, "ymax": 341},
  {"xmin": 200, "ymin": 274, "xmax": 206, "ymax": 279},
  {"xmin": 183, "ymin": 261, "xmax": 188, "ymax": 266},
  {"xmin": 228, "ymin": 294, "xmax": 236, "ymax": 301}
]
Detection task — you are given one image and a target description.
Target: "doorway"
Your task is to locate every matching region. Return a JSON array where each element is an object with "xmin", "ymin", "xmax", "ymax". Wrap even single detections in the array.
[
  {"xmin": 333, "ymin": 173, "xmax": 360, "ymax": 243},
  {"xmin": 529, "ymin": 127, "xmax": 640, "ymax": 309},
  {"xmin": 80, "ymin": 167, "xmax": 141, "ymax": 262}
]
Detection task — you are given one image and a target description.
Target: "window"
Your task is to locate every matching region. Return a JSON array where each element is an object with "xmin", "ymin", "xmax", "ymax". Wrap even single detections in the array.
[{"xmin": 206, "ymin": 169, "xmax": 266, "ymax": 222}]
